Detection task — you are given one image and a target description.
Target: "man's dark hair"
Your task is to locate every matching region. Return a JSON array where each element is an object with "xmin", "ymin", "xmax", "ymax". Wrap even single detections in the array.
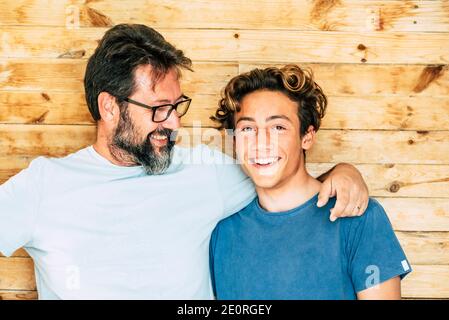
[{"xmin": 84, "ymin": 24, "xmax": 192, "ymax": 121}]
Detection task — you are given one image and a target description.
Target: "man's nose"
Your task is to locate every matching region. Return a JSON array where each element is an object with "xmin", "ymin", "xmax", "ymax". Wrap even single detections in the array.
[{"xmin": 161, "ymin": 109, "xmax": 181, "ymax": 130}]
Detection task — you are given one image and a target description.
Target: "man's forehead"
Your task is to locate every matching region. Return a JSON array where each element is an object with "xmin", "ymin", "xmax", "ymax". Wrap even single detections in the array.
[{"xmin": 133, "ymin": 65, "xmax": 181, "ymax": 93}]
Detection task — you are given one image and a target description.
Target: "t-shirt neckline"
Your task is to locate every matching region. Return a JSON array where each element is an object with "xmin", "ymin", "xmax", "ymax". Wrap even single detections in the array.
[{"xmin": 254, "ymin": 192, "xmax": 320, "ymax": 218}]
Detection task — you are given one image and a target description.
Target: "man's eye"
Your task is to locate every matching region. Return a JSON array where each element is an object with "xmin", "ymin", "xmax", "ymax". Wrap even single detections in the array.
[{"xmin": 241, "ymin": 127, "xmax": 255, "ymax": 132}]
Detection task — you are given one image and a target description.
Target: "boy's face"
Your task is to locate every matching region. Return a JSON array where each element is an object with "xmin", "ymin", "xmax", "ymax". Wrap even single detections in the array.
[{"xmin": 234, "ymin": 90, "xmax": 314, "ymax": 189}]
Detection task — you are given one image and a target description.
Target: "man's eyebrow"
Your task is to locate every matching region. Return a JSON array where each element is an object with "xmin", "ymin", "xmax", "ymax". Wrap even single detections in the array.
[
  {"xmin": 266, "ymin": 115, "xmax": 292, "ymax": 123},
  {"xmin": 153, "ymin": 94, "xmax": 185, "ymax": 104},
  {"xmin": 236, "ymin": 116, "xmax": 256, "ymax": 125}
]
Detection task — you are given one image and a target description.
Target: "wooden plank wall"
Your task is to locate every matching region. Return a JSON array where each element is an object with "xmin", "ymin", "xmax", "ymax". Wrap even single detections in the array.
[{"xmin": 0, "ymin": 0, "xmax": 448, "ymax": 300}]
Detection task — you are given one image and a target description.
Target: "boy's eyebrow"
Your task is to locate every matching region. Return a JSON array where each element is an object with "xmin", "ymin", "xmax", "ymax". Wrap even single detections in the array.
[
  {"xmin": 236, "ymin": 115, "xmax": 293, "ymax": 125},
  {"xmin": 235, "ymin": 116, "xmax": 255, "ymax": 125},
  {"xmin": 266, "ymin": 115, "xmax": 292, "ymax": 123}
]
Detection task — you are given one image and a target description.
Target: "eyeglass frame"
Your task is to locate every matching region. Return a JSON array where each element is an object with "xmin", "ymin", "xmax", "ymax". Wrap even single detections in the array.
[{"xmin": 121, "ymin": 95, "xmax": 192, "ymax": 123}]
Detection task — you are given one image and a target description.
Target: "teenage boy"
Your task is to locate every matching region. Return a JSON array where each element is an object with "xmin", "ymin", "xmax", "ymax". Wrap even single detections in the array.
[{"xmin": 209, "ymin": 65, "xmax": 412, "ymax": 300}]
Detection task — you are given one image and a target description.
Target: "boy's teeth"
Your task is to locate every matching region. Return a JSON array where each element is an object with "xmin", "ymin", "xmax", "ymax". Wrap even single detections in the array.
[{"xmin": 251, "ymin": 157, "xmax": 279, "ymax": 165}]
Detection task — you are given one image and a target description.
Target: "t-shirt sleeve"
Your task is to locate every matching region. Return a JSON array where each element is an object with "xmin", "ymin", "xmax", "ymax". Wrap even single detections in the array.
[
  {"xmin": 345, "ymin": 198, "xmax": 412, "ymax": 293},
  {"xmin": 209, "ymin": 224, "xmax": 220, "ymax": 299},
  {"xmin": 210, "ymin": 147, "xmax": 256, "ymax": 218},
  {"xmin": 0, "ymin": 157, "xmax": 44, "ymax": 257}
]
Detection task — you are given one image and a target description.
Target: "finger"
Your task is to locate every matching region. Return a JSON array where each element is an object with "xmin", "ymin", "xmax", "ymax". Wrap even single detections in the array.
[
  {"xmin": 330, "ymin": 192, "xmax": 349, "ymax": 221},
  {"xmin": 317, "ymin": 179, "xmax": 332, "ymax": 207},
  {"xmin": 329, "ymin": 208, "xmax": 338, "ymax": 222},
  {"xmin": 358, "ymin": 195, "xmax": 370, "ymax": 216},
  {"xmin": 341, "ymin": 187, "xmax": 361, "ymax": 217},
  {"xmin": 351, "ymin": 200, "xmax": 362, "ymax": 217}
]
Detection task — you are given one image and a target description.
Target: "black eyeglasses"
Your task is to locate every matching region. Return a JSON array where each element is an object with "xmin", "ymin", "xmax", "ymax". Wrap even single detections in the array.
[{"xmin": 123, "ymin": 95, "xmax": 192, "ymax": 123}]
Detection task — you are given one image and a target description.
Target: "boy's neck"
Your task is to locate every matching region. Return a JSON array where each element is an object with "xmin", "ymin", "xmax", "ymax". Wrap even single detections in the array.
[{"xmin": 256, "ymin": 167, "xmax": 322, "ymax": 213}]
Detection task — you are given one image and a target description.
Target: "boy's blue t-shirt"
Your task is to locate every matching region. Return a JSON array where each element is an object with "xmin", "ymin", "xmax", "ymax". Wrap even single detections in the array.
[{"xmin": 210, "ymin": 194, "xmax": 411, "ymax": 300}]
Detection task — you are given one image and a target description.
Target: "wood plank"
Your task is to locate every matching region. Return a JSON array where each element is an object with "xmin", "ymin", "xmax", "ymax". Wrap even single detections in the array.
[
  {"xmin": 379, "ymin": 198, "xmax": 449, "ymax": 232},
  {"xmin": 1, "ymin": 124, "xmax": 449, "ymax": 163},
  {"xmin": 323, "ymin": 96, "xmax": 449, "ymax": 131},
  {"xmin": 0, "ymin": 59, "xmax": 238, "ymax": 95},
  {"xmin": 397, "ymin": 232, "xmax": 449, "ymax": 265},
  {"xmin": 240, "ymin": 63, "xmax": 449, "ymax": 97},
  {"xmin": 0, "ymin": 258, "xmax": 36, "ymax": 291},
  {"xmin": 310, "ymin": 130, "xmax": 449, "ymax": 165},
  {"xmin": 0, "ymin": 290, "xmax": 37, "ymax": 300},
  {"xmin": 0, "ymin": 124, "xmax": 97, "ymax": 158},
  {"xmin": 1, "ymin": 1, "xmax": 448, "ymax": 32},
  {"xmin": 307, "ymin": 163, "xmax": 449, "ymax": 198},
  {"xmin": 2, "ymin": 90, "xmax": 448, "ymax": 130},
  {"xmin": 402, "ymin": 265, "xmax": 449, "ymax": 298},
  {"xmin": 236, "ymin": 30, "xmax": 449, "ymax": 64},
  {"xmin": 1, "ymin": 27, "xmax": 448, "ymax": 64},
  {"xmin": 2, "ymin": 60, "xmax": 449, "ymax": 97}
]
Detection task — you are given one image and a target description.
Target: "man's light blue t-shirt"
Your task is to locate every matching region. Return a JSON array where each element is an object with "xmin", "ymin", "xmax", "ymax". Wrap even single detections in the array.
[
  {"xmin": 0, "ymin": 145, "xmax": 255, "ymax": 299},
  {"xmin": 210, "ymin": 194, "xmax": 412, "ymax": 300}
]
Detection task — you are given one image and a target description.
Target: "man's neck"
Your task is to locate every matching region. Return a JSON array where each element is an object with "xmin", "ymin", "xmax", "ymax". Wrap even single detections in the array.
[
  {"xmin": 256, "ymin": 167, "xmax": 322, "ymax": 213},
  {"xmin": 93, "ymin": 131, "xmax": 138, "ymax": 167}
]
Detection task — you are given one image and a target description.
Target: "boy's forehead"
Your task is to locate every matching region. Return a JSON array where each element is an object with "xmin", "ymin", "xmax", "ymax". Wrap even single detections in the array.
[{"xmin": 239, "ymin": 91, "xmax": 297, "ymax": 117}]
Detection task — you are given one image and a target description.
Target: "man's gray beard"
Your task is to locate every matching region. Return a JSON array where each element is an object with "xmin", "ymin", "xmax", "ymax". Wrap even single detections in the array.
[{"xmin": 109, "ymin": 108, "xmax": 175, "ymax": 175}]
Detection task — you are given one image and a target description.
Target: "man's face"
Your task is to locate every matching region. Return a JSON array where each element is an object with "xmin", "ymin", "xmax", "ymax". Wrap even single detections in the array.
[
  {"xmin": 234, "ymin": 90, "xmax": 304, "ymax": 189},
  {"xmin": 111, "ymin": 66, "xmax": 183, "ymax": 174}
]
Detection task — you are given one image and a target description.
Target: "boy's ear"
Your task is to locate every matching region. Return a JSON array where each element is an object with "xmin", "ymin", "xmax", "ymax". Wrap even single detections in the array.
[{"xmin": 301, "ymin": 125, "xmax": 316, "ymax": 151}]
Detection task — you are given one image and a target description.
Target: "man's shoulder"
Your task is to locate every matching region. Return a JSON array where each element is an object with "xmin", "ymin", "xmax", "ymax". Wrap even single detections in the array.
[
  {"xmin": 215, "ymin": 199, "xmax": 256, "ymax": 231},
  {"xmin": 20, "ymin": 146, "xmax": 93, "ymax": 179}
]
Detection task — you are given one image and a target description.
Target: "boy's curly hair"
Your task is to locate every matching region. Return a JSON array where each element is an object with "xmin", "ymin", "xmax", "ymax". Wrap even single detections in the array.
[{"xmin": 211, "ymin": 64, "xmax": 327, "ymax": 136}]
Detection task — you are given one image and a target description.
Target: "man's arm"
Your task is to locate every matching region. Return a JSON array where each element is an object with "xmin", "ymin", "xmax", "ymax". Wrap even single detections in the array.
[
  {"xmin": 0, "ymin": 157, "xmax": 43, "ymax": 257},
  {"xmin": 316, "ymin": 163, "xmax": 369, "ymax": 221},
  {"xmin": 357, "ymin": 277, "xmax": 401, "ymax": 300}
]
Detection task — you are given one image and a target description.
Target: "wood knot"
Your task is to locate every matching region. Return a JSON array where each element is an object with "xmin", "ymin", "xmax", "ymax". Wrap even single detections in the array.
[
  {"xmin": 33, "ymin": 110, "xmax": 50, "ymax": 124},
  {"xmin": 58, "ymin": 50, "xmax": 86, "ymax": 59},
  {"xmin": 234, "ymin": 33, "xmax": 239, "ymax": 39},
  {"xmin": 357, "ymin": 44, "xmax": 366, "ymax": 51},
  {"xmin": 408, "ymin": 139, "xmax": 414, "ymax": 145},
  {"xmin": 361, "ymin": 58, "xmax": 367, "ymax": 63},
  {"xmin": 389, "ymin": 181, "xmax": 401, "ymax": 193},
  {"xmin": 41, "ymin": 92, "xmax": 50, "ymax": 101}
]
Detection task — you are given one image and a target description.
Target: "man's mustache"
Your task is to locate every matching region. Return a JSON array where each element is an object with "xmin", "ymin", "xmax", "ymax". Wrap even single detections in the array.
[{"xmin": 148, "ymin": 128, "xmax": 177, "ymax": 142}]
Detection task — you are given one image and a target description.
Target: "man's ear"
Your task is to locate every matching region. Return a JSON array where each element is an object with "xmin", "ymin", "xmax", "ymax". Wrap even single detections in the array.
[
  {"xmin": 98, "ymin": 92, "xmax": 119, "ymax": 122},
  {"xmin": 301, "ymin": 125, "xmax": 316, "ymax": 151}
]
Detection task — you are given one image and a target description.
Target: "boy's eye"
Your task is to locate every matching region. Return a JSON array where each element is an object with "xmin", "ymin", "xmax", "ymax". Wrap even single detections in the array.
[
  {"xmin": 272, "ymin": 125, "xmax": 286, "ymax": 131},
  {"xmin": 241, "ymin": 127, "xmax": 255, "ymax": 132}
]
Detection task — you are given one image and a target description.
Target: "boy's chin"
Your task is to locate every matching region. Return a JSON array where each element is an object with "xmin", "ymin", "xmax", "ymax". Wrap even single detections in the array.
[{"xmin": 250, "ymin": 175, "xmax": 282, "ymax": 190}]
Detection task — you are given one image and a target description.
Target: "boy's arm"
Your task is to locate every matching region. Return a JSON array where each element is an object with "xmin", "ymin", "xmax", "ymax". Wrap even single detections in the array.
[{"xmin": 357, "ymin": 277, "xmax": 401, "ymax": 300}]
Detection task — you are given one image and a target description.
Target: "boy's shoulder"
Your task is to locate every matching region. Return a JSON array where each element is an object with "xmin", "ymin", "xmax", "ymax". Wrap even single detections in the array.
[
  {"xmin": 337, "ymin": 197, "xmax": 391, "ymax": 231},
  {"xmin": 214, "ymin": 198, "xmax": 257, "ymax": 232}
]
